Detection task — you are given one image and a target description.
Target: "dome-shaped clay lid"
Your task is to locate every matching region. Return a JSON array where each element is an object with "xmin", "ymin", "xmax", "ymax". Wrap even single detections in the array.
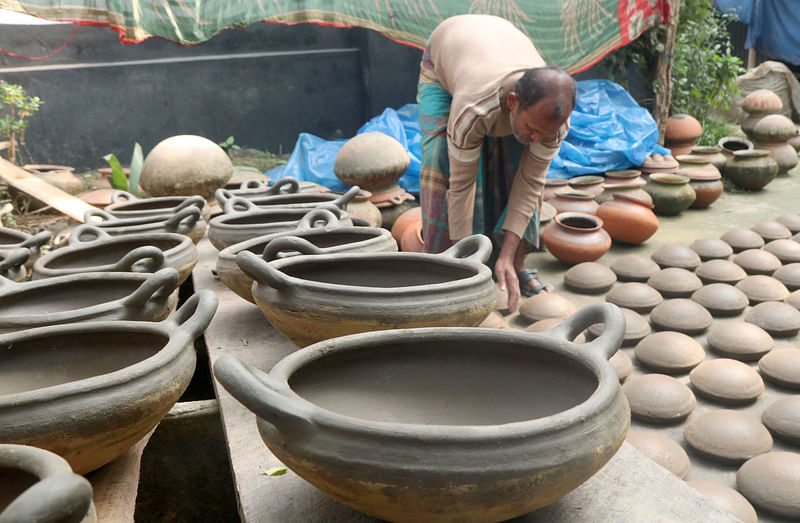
[
  {"xmin": 762, "ymin": 396, "xmax": 800, "ymax": 445},
  {"xmin": 563, "ymin": 262, "xmax": 616, "ymax": 293},
  {"xmin": 690, "ymin": 359, "xmax": 765, "ymax": 404},
  {"xmin": 334, "ymin": 132, "xmax": 410, "ymax": 190},
  {"xmin": 759, "ymin": 348, "xmax": 800, "ymax": 389},
  {"xmin": 606, "ymin": 282, "xmax": 663, "ymax": 313},
  {"xmin": 686, "ymin": 480, "xmax": 758, "ymax": 523},
  {"xmin": 735, "ymin": 275, "xmax": 790, "ymax": 304},
  {"xmin": 634, "ymin": 331, "xmax": 705, "ymax": 373},
  {"xmin": 685, "ymin": 409, "xmax": 772, "ymax": 463},
  {"xmin": 611, "ymin": 254, "xmax": 661, "ymax": 281},
  {"xmin": 764, "ymin": 239, "xmax": 800, "ymax": 263},
  {"xmin": 610, "ymin": 350, "xmax": 633, "ymax": 381},
  {"xmin": 751, "ymin": 113, "xmax": 798, "ymax": 143},
  {"xmin": 675, "ymin": 155, "xmax": 722, "ymax": 180},
  {"xmin": 690, "ymin": 238, "xmax": 733, "ymax": 260},
  {"xmin": 647, "ymin": 267, "xmax": 703, "ymax": 298},
  {"xmin": 649, "ymin": 298, "xmax": 712, "ymax": 335},
  {"xmin": 737, "ymin": 452, "xmax": 800, "ymax": 519},
  {"xmin": 604, "ymin": 169, "xmax": 642, "ymax": 180},
  {"xmin": 751, "ymin": 220, "xmax": 792, "ymax": 241},
  {"xmin": 741, "ymin": 89, "xmax": 783, "ymax": 115},
  {"xmin": 695, "ymin": 259, "xmax": 747, "ymax": 285},
  {"xmin": 775, "ymin": 213, "xmax": 800, "ymax": 233},
  {"xmin": 641, "ymin": 153, "xmax": 679, "ymax": 172},
  {"xmin": 774, "ymin": 263, "xmax": 800, "ymax": 290},
  {"xmin": 622, "ymin": 373, "xmax": 696, "ymax": 423},
  {"xmin": 707, "ymin": 321, "xmax": 773, "ymax": 360},
  {"xmin": 691, "ymin": 283, "xmax": 749, "ymax": 317},
  {"xmin": 627, "ymin": 431, "xmax": 691, "ymax": 478},
  {"xmin": 587, "ymin": 307, "xmax": 650, "ymax": 346},
  {"xmin": 744, "ymin": 301, "xmax": 800, "ymax": 337},
  {"xmin": 517, "ymin": 293, "xmax": 577, "ymax": 323},
  {"xmin": 787, "ymin": 289, "xmax": 800, "ymax": 310},
  {"xmin": 651, "ymin": 244, "xmax": 702, "ymax": 270},
  {"xmin": 733, "ymin": 248, "xmax": 782, "ymax": 275},
  {"xmin": 721, "ymin": 228, "xmax": 764, "ymax": 252}
]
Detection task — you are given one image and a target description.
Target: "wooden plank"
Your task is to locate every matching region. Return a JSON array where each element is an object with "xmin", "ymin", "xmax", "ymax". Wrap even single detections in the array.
[
  {"xmin": 193, "ymin": 238, "xmax": 737, "ymax": 523},
  {"xmin": 0, "ymin": 157, "xmax": 96, "ymax": 221}
]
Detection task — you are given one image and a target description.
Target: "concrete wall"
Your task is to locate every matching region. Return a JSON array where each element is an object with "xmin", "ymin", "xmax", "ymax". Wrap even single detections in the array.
[{"xmin": 0, "ymin": 22, "xmax": 423, "ymax": 170}]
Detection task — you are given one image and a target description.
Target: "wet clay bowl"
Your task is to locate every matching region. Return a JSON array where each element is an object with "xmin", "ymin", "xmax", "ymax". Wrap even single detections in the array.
[
  {"xmin": 0, "ymin": 268, "xmax": 180, "ymax": 334},
  {"xmin": 237, "ymin": 235, "xmax": 496, "ymax": 347},
  {"xmin": 84, "ymin": 206, "xmax": 207, "ymax": 244},
  {"xmin": 32, "ymin": 225, "xmax": 198, "ymax": 285},
  {"xmin": 217, "ymin": 209, "xmax": 397, "ymax": 304},
  {"xmin": 104, "ymin": 191, "xmax": 211, "ymax": 221},
  {"xmin": 0, "ymin": 443, "xmax": 96, "ymax": 522},
  {"xmin": 208, "ymin": 198, "xmax": 352, "ymax": 250},
  {"xmin": 0, "ymin": 291, "xmax": 218, "ymax": 475},
  {"xmin": 0, "ymin": 227, "xmax": 51, "ymax": 269},
  {"xmin": 213, "ymin": 302, "xmax": 629, "ymax": 523},
  {"xmin": 215, "ymin": 183, "xmax": 359, "ymax": 210}
]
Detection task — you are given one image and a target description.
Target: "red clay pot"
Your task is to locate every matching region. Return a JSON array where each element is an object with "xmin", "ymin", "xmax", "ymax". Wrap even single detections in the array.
[
  {"xmin": 596, "ymin": 194, "xmax": 659, "ymax": 245},
  {"xmin": 549, "ymin": 189, "xmax": 599, "ymax": 215},
  {"xmin": 541, "ymin": 212, "xmax": 612, "ymax": 265}
]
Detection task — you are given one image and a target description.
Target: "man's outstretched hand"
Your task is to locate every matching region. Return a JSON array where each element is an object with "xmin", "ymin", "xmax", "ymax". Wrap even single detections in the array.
[{"xmin": 495, "ymin": 232, "xmax": 523, "ymax": 312}]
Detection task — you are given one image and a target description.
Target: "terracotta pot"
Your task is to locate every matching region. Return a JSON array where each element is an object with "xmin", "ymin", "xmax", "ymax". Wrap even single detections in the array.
[
  {"xmin": 400, "ymin": 215, "xmax": 425, "ymax": 252},
  {"xmin": 596, "ymin": 194, "xmax": 659, "ymax": 245},
  {"xmin": 665, "ymin": 114, "xmax": 703, "ymax": 155},
  {"xmin": 568, "ymin": 175, "xmax": 605, "ymax": 197},
  {"xmin": 213, "ymin": 302, "xmax": 629, "ymax": 523},
  {"xmin": 0, "ymin": 228, "xmax": 51, "ymax": 270},
  {"xmin": 690, "ymin": 145, "xmax": 727, "ymax": 171},
  {"xmin": 549, "ymin": 189, "xmax": 599, "ymax": 215},
  {"xmin": 216, "ymin": 210, "xmax": 397, "ymax": 304},
  {"xmin": 643, "ymin": 173, "xmax": 696, "ymax": 215},
  {"xmin": 543, "ymin": 178, "xmax": 570, "ymax": 201},
  {"xmin": 722, "ymin": 149, "xmax": 779, "ymax": 191},
  {"xmin": 541, "ymin": 212, "xmax": 612, "ymax": 264},
  {"xmin": 236, "ymin": 235, "xmax": 496, "ymax": 346},
  {"xmin": 391, "ymin": 206, "xmax": 422, "ymax": 244},
  {"xmin": 32, "ymin": 226, "xmax": 198, "ymax": 285},
  {"xmin": 379, "ymin": 199, "xmax": 419, "ymax": 230},
  {"xmin": 718, "ymin": 136, "xmax": 754, "ymax": 160},
  {"xmin": 84, "ymin": 206, "xmax": 207, "ymax": 244},
  {"xmin": 207, "ymin": 197, "xmax": 352, "ymax": 250},
  {"xmin": 0, "ymin": 248, "xmax": 31, "ymax": 283},
  {"xmin": 689, "ymin": 178, "xmax": 724, "ymax": 208},
  {"xmin": 105, "ymin": 191, "xmax": 212, "ymax": 222},
  {"xmin": 215, "ymin": 184, "xmax": 359, "ymax": 210},
  {"xmin": 741, "ymin": 90, "xmax": 783, "ymax": 136},
  {"xmin": 334, "ymin": 132, "xmax": 410, "ymax": 191},
  {"xmin": 0, "ymin": 291, "xmax": 218, "ymax": 474},
  {"xmin": 757, "ymin": 142, "xmax": 798, "ymax": 174},
  {"xmin": 676, "ymin": 155, "xmax": 723, "ymax": 208},
  {"xmin": 0, "ymin": 443, "xmax": 96, "ymax": 522},
  {"xmin": 345, "ymin": 190, "xmax": 383, "ymax": 228},
  {"xmin": 0, "ymin": 268, "xmax": 179, "ymax": 333}
]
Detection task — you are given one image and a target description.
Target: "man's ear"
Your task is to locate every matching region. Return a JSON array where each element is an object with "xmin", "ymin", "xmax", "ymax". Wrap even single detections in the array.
[{"xmin": 507, "ymin": 91, "xmax": 519, "ymax": 113}]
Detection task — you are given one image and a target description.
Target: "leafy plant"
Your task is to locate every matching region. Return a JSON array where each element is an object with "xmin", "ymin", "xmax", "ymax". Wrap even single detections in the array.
[
  {"xmin": 0, "ymin": 80, "xmax": 42, "ymax": 164},
  {"xmin": 697, "ymin": 118, "xmax": 737, "ymax": 146},
  {"xmin": 104, "ymin": 143, "xmax": 143, "ymax": 195},
  {"xmin": 218, "ymin": 135, "xmax": 239, "ymax": 151}
]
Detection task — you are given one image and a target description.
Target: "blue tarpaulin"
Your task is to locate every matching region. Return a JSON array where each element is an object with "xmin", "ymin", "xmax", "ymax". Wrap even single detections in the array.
[
  {"xmin": 267, "ymin": 80, "xmax": 668, "ymax": 190},
  {"xmin": 716, "ymin": 0, "xmax": 800, "ymax": 66}
]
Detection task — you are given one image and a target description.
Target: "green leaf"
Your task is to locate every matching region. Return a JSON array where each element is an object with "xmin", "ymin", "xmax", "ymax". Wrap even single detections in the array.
[
  {"xmin": 129, "ymin": 143, "xmax": 143, "ymax": 196},
  {"xmin": 260, "ymin": 466, "xmax": 288, "ymax": 476},
  {"xmin": 103, "ymin": 153, "xmax": 128, "ymax": 191}
]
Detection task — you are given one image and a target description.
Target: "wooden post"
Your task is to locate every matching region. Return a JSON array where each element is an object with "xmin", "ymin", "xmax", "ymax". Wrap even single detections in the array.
[{"xmin": 654, "ymin": 0, "xmax": 682, "ymax": 144}]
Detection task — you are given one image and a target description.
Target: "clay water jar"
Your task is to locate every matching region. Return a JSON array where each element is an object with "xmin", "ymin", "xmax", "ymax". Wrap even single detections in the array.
[
  {"xmin": 215, "ymin": 184, "xmax": 359, "ymax": 210},
  {"xmin": 690, "ymin": 145, "xmax": 727, "ymax": 171},
  {"xmin": 676, "ymin": 155, "xmax": 723, "ymax": 208},
  {"xmin": 722, "ymin": 149, "xmax": 779, "ymax": 190},
  {"xmin": 104, "ymin": 191, "xmax": 211, "ymax": 222},
  {"xmin": 213, "ymin": 302, "xmax": 629, "ymax": 523},
  {"xmin": 549, "ymin": 189, "xmax": 598, "ymax": 215},
  {"xmin": 0, "ymin": 228, "xmax": 50, "ymax": 269},
  {"xmin": 208, "ymin": 198, "xmax": 352, "ymax": 250},
  {"xmin": 236, "ymin": 235, "xmax": 496, "ymax": 347},
  {"xmin": 391, "ymin": 206, "xmax": 422, "ymax": 244},
  {"xmin": 83, "ymin": 206, "xmax": 207, "ymax": 244},
  {"xmin": 32, "ymin": 225, "xmax": 198, "ymax": 285},
  {"xmin": 596, "ymin": 194, "xmax": 659, "ymax": 245},
  {"xmin": 665, "ymin": 114, "xmax": 703, "ymax": 155},
  {"xmin": 0, "ymin": 291, "xmax": 218, "ymax": 474},
  {"xmin": 541, "ymin": 212, "xmax": 612, "ymax": 264},
  {"xmin": 0, "ymin": 443, "xmax": 96, "ymax": 522},
  {"xmin": 216, "ymin": 209, "xmax": 397, "ymax": 304},
  {"xmin": 643, "ymin": 173, "xmax": 696, "ymax": 215},
  {"xmin": 718, "ymin": 136, "xmax": 754, "ymax": 160},
  {"xmin": 0, "ymin": 248, "xmax": 31, "ymax": 283}
]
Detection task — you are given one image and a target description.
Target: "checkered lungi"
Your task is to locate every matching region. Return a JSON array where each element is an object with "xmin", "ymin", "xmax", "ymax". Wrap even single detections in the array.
[{"xmin": 416, "ymin": 44, "xmax": 539, "ymax": 255}]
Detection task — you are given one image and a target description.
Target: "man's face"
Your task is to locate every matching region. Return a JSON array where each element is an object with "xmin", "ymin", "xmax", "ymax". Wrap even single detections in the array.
[{"xmin": 508, "ymin": 96, "xmax": 567, "ymax": 145}]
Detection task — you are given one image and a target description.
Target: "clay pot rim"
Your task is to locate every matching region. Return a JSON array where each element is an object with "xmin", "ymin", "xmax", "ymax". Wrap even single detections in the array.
[
  {"xmin": 648, "ymin": 173, "xmax": 691, "ymax": 184},
  {"xmin": 24, "ymin": 164, "xmax": 76, "ymax": 174},
  {"xmin": 718, "ymin": 136, "xmax": 754, "ymax": 151},
  {"xmin": 604, "ymin": 169, "xmax": 642, "ymax": 179},
  {"xmin": 545, "ymin": 178, "xmax": 570, "ymax": 186},
  {"xmin": 553, "ymin": 188, "xmax": 596, "ymax": 199},
  {"xmin": 569, "ymin": 175, "xmax": 605, "ymax": 185},
  {"xmin": 554, "ymin": 212, "xmax": 604, "ymax": 232},
  {"xmin": 691, "ymin": 145, "xmax": 722, "ymax": 154},
  {"xmin": 608, "ymin": 193, "xmax": 655, "ymax": 209},
  {"xmin": 733, "ymin": 149, "xmax": 772, "ymax": 158},
  {"xmin": 676, "ymin": 154, "xmax": 713, "ymax": 165},
  {"xmin": 231, "ymin": 303, "xmax": 625, "ymax": 438}
]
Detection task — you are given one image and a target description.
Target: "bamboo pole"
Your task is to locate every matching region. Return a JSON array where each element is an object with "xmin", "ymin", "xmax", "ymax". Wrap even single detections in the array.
[{"xmin": 655, "ymin": 0, "xmax": 682, "ymax": 144}]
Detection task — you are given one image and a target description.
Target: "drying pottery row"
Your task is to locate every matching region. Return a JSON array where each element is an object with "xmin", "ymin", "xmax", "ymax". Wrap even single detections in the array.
[{"xmin": 213, "ymin": 302, "xmax": 629, "ymax": 523}]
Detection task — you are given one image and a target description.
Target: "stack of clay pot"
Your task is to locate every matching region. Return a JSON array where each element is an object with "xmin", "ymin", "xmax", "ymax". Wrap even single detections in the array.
[
  {"xmin": 675, "ymin": 155, "xmax": 723, "ymax": 208},
  {"xmin": 334, "ymin": 132, "xmax": 417, "ymax": 231},
  {"xmin": 738, "ymin": 90, "xmax": 799, "ymax": 175}
]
